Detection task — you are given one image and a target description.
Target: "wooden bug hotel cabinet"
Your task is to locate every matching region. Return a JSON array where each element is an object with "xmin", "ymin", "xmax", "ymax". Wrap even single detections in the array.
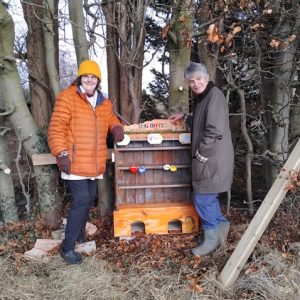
[{"xmin": 113, "ymin": 119, "xmax": 199, "ymax": 237}]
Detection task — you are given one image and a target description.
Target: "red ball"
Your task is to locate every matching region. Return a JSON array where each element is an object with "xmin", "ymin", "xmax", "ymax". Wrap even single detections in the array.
[{"xmin": 129, "ymin": 166, "xmax": 138, "ymax": 174}]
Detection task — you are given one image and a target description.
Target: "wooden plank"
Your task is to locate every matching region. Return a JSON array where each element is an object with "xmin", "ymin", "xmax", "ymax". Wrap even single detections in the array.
[
  {"xmin": 123, "ymin": 132, "xmax": 184, "ymax": 140},
  {"xmin": 31, "ymin": 153, "xmax": 57, "ymax": 166},
  {"xmin": 113, "ymin": 203, "xmax": 199, "ymax": 237},
  {"xmin": 124, "ymin": 119, "xmax": 186, "ymax": 134},
  {"xmin": 31, "ymin": 149, "xmax": 112, "ymax": 166},
  {"xmin": 117, "ymin": 202, "xmax": 194, "ymax": 209},
  {"xmin": 135, "ymin": 149, "xmax": 145, "ymax": 204},
  {"xmin": 219, "ymin": 139, "xmax": 300, "ymax": 289},
  {"xmin": 118, "ymin": 184, "xmax": 191, "ymax": 189},
  {"xmin": 117, "ymin": 146, "xmax": 190, "ymax": 152},
  {"xmin": 124, "ymin": 148, "xmax": 137, "ymax": 205},
  {"xmin": 144, "ymin": 144, "xmax": 154, "ymax": 204},
  {"xmin": 117, "ymin": 164, "xmax": 190, "ymax": 170}
]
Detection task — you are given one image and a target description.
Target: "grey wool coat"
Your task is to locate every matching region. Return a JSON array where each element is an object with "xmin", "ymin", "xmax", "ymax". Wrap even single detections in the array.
[{"xmin": 190, "ymin": 82, "xmax": 234, "ymax": 194}]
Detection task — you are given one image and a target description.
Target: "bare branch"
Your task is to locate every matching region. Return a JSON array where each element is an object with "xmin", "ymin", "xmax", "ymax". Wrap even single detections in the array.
[
  {"xmin": 0, "ymin": 55, "xmax": 16, "ymax": 62},
  {"xmin": 0, "ymin": 105, "xmax": 15, "ymax": 116},
  {"xmin": 0, "ymin": 127, "xmax": 11, "ymax": 136}
]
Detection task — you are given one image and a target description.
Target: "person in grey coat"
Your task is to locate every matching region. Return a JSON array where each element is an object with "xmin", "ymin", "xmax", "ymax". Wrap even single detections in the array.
[{"xmin": 169, "ymin": 62, "xmax": 234, "ymax": 256}]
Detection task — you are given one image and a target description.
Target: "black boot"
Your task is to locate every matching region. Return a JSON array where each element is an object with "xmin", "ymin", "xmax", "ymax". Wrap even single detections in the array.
[{"xmin": 59, "ymin": 247, "xmax": 82, "ymax": 265}]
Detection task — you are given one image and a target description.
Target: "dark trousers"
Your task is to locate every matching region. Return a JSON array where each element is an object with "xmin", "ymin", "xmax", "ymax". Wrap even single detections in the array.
[{"xmin": 62, "ymin": 179, "xmax": 98, "ymax": 251}]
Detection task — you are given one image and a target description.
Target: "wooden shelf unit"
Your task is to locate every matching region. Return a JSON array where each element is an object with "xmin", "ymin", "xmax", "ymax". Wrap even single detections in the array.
[
  {"xmin": 114, "ymin": 134, "xmax": 192, "ymax": 207},
  {"xmin": 113, "ymin": 133, "xmax": 199, "ymax": 237}
]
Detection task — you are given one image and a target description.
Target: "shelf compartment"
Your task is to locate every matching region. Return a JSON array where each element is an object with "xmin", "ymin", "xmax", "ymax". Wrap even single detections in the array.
[
  {"xmin": 116, "ymin": 146, "xmax": 190, "ymax": 151},
  {"xmin": 117, "ymin": 164, "xmax": 190, "ymax": 170}
]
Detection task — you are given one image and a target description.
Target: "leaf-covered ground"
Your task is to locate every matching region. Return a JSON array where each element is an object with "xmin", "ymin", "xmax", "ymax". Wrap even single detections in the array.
[{"xmin": 0, "ymin": 201, "xmax": 299, "ymax": 300}]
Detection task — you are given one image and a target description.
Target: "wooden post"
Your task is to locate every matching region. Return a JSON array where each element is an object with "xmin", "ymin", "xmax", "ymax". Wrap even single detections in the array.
[
  {"xmin": 97, "ymin": 168, "xmax": 114, "ymax": 217},
  {"xmin": 219, "ymin": 139, "xmax": 300, "ymax": 289}
]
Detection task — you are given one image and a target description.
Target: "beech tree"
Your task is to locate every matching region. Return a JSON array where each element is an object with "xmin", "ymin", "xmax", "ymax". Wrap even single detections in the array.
[
  {"xmin": 0, "ymin": 1, "xmax": 62, "ymax": 227},
  {"xmin": 43, "ymin": 0, "xmax": 61, "ymax": 98},
  {"xmin": 21, "ymin": 0, "xmax": 54, "ymax": 128},
  {"xmin": 68, "ymin": 0, "xmax": 89, "ymax": 64},
  {"xmin": 261, "ymin": 0, "xmax": 300, "ymax": 185},
  {"xmin": 0, "ymin": 95, "xmax": 18, "ymax": 223},
  {"xmin": 102, "ymin": 0, "xmax": 149, "ymax": 124},
  {"xmin": 166, "ymin": 0, "xmax": 194, "ymax": 114},
  {"xmin": 193, "ymin": 0, "xmax": 300, "ymax": 200}
]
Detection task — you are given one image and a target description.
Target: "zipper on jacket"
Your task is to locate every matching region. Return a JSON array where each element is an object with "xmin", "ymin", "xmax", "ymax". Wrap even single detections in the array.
[
  {"xmin": 93, "ymin": 110, "xmax": 99, "ymax": 176},
  {"xmin": 72, "ymin": 144, "xmax": 76, "ymax": 162}
]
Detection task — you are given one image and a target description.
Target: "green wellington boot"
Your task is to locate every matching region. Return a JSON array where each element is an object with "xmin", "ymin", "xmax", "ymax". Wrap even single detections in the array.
[
  {"xmin": 191, "ymin": 227, "xmax": 220, "ymax": 256},
  {"xmin": 218, "ymin": 221, "xmax": 230, "ymax": 246}
]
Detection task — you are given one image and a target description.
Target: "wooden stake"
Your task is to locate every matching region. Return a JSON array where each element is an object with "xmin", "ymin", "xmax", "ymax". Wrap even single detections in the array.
[{"xmin": 219, "ymin": 139, "xmax": 300, "ymax": 289}]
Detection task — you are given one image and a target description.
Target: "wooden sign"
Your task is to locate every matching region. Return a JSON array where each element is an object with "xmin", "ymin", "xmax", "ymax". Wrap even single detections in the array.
[{"xmin": 124, "ymin": 119, "xmax": 186, "ymax": 133}]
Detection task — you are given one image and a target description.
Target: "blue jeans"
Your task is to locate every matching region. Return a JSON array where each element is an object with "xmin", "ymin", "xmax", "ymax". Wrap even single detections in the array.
[
  {"xmin": 194, "ymin": 193, "xmax": 228, "ymax": 230},
  {"xmin": 62, "ymin": 179, "xmax": 98, "ymax": 251}
]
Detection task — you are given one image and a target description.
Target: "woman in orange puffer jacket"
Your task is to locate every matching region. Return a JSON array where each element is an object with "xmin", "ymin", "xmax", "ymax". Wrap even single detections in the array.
[{"xmin": 48, "ymin": 60, "xmax": 124, "ymax": 265}]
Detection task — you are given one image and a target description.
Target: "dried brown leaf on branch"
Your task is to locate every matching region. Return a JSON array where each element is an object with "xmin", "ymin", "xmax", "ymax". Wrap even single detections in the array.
[
  {"xmin": 251, "ymin": 23, "xmax": 264, "ymax": 30},
  {"xmin": 270, "ymin": 38, "xmax": 280, "ymax": 49},
  {"xmin": 232, "ymin": 26, "xmax": 241, "ymax": 35},
  {"xmin": 207, "ymin": 24, "xmax": 223, "ymax": 44},
  {"xmin": 288, "ymin": 34, "xmax": 297, "ymax": 43},
  {"xmin": 263, "ymin": 9, "xmax": 273, "ymax": 15},
  {"xmin": 161, "ymin": 23, "xmax": 170, "ymax": 39},
  {"xmin": 225, "ymin": 33, "xmax": 234, "ymax": 45},
  {"xmin": 178, "ymin": 15, "xmax": 187, "ymax": 23}
]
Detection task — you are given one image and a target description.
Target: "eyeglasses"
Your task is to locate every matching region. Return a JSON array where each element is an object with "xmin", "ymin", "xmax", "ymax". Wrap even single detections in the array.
[{"xmin": 81, "ymin": 75, "xmax": 98, "ymax": 81}]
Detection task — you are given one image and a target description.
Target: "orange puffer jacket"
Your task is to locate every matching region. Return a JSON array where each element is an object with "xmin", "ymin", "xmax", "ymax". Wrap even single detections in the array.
[{"xmin": 48, "ymin": 84, "xmax": 122, "ymax": 177}]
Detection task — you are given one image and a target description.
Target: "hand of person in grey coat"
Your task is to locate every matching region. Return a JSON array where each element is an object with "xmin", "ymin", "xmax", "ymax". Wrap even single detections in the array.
[{"xmin": 168, "ymin": 113, "xmax": 184, "ymax": 123}]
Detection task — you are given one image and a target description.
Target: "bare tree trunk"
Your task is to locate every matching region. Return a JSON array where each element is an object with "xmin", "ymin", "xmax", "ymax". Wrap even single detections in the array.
[
  {"xmin": 43, "ymin": 0, "xmax": 61, "ymax": 98},
  {"xmin": 22, "ymin": 0, "xmax": 53, "ymax": 129},
  {"xmin": 168, "ymin": 0, "xmax": 194, "ymax": 114},
  {"xmin": 0, "ymin": 2, "xmax": 62, "ymax": 228},
  {"xmin": 290, "ymin": 72, "xmax": 300, "ymax": 146},
  {"xmin": 102, "ymin": 2, "xmax": 120, "ymax": 111},
  {"xmin": 289, "ymin": 9, "xmax": 300, "ymax": 147},
  {"xmin": 118, "ymin": 3, "xmax": 132, "ymax": 122},
  {"xmin": 227, "ymin": 62, "xmax": 254, "ymax": 214},
  {"xmin": 68, "ymin": 0, "xmax": 89, "ymax": 65},
  {"xmin": 101, "ymin": 0, "xmax": 147, "ymax": 124},
  {"xmin": 261, "ymin": 0, "xmax": 297, "ymax": 187},
  {"xmin": 236, "ymin": 89, "xmax": 254, "ymax": 215},
  {"xmin": 197, "ymin": 2, "xmax": 217, "ymax": 83},
  {"xmin": 0, "ymin": 101, "xmax": 18, "ymax": 223},
  {"xmin": 265, "ymin": 53, "xmax": 293, "ymax": 186}
]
